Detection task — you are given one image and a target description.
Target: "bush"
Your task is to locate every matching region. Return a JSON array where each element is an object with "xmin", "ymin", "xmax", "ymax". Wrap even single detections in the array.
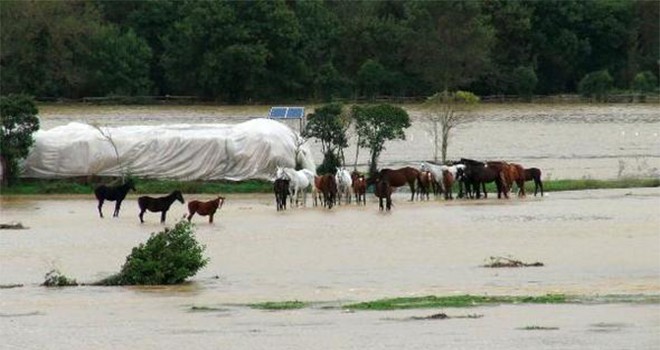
[
  {"xmin": 98, "ymin": 221, "xmax": 209, "ymax": 285},
  {"xmin": 578, "ymin": 70, "xmax": 613, "ymax": 102},
  {"xmin": 316, "ymin": 150, "xmax": 341, "ymax": 175},
  {"xmin": 632, "ymin": 71, "xmax": 658, "ymax": 95},
  {"xmin": 511, "ymin": 66, "xmax": 538, "ymax": 101},
  {"xmin": 42, "ymin": 269, "xmax": 78, "ymax": 287}
]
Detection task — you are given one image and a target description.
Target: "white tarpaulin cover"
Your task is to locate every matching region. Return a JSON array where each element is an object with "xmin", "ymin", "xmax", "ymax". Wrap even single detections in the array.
[{"xmin": 23, "ymin": 118, "xmax": 316, "ymax": 180}]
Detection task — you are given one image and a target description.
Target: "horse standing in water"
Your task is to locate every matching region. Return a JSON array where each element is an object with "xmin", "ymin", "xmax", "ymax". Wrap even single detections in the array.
[
  {"xmin": 318, "ymin": 174, "xmax": 338, "ymax": 209},
  {"xmin": 274, "ymin": 178, "xmax": 290, "ymax": 211},
  {"xmin": 335, "ymin": 167, "xmax": 353, "ymax": 205},
  {"xmin": 373, "ymin": 167, "xmax": 420, "ymax": 201},
  {"xmin": 94, "ymin": 179, "xmax": 136, "ymax": 218},
  {"xmin": 374, "ymin": 179, "xmax": 393, "ymax": 211},
  {"xmin": 351, "ymin": 171, "xmax": 367, "ymax": 205},
  {"xmin": 138, "ymin": 190, "xmax": 185, "ymax": 223},
  {"xmin": 276, "ymin": 167, "xmax": 314, "ymax": 207},
  {"xmin": 416, "ymin": 170, "xmax": 434, "ymax": 200},
  {"xmin": 486, "ymin": 161, "xmax": 526, "ymax": 197},
  {"xmin": 187, "ymin": 196, "xmax": 225, "ymax": 223},
  {"xmin": 523, "ymin": 167, "xmax": 544, "ymax": 196}
]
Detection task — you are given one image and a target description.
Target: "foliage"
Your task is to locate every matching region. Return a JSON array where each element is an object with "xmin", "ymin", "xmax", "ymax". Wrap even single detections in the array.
[
  {"xmin": 0, "ymin": 94, "xmax": 40, "ymax": 185},
  {"xmin": 1, "ymin": 1, "xmax": 658, "ymax": 101},
  {"xmin": 42, "ymin": 269, "xmax": 78, "ymax": 287},
  {"xmin": 248, "ymin": 300, "xmax": 307, "ymax": 310},
  {"xmin": 352, "ymin": 104, "xmax": 410, "ymax": 175},
  {"xmin": 423, "ymin": 91, "xmax": 479, "ymax": 163},
  {"xmin": 97, "ymin": 220, "xmax": 208, "ymax": 285},
  {"xmin": 301, "ymin": 103, "xmax": 349, "ymax": 168},
  {"xmin": 511, "ymin": 66, "xmax": 538, "ymax": 100},
  {"xmin": 316, "ymin": 150, "xmax": 341, "ymax": 176},
  {"xmin": 578, "ymin": 70, "xmax": 614, "ymax": 101},
  {"xmin": 632, "ymin": 71, "xmax": 658, "ymax": 94},
  {"xmin": 345, "ymin": 294, "xmax": 567, "ymax": 310}
]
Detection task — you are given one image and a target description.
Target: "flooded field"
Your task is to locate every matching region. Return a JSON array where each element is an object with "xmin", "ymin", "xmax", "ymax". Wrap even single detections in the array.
[
  {"xmin": 37, "ymin": 103, "xmax": 660, "ymax": 180},
  {"xmin": 1, "ymin": 188, "xmax": 659, "ymax": 349}
]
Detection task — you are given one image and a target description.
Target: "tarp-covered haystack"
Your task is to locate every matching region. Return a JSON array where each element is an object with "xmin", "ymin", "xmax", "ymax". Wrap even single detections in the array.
[{"xmin": 23, "ymin": 118, "xmax": 316, "ymax": 181}]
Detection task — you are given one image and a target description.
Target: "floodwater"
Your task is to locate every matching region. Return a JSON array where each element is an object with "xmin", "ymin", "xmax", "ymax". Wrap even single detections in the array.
[
  {"xmin": 36, "ymin": 103, "xmax": 660, "ymax": 180},
  {"xmin": 1, "ymin": 188, "xmax": 659, "ymax": 349}
]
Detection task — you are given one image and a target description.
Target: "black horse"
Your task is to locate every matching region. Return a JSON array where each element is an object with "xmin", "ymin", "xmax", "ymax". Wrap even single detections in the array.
[
  {"xmin": 273, "ymin": 178, "xmax": 290, "ymax": 211},
  {"xmin": 524, "ymin": 167, "xmax": 544, "ymax": 196},
  {"xmin": 374, "ymin": 179, "xmax": 393, "ymax": 211},
  {"xmin": 94, "ymin": 180, "xmax": 136, "ymax": 218},
  {"xmin": 138, "ymin": 190, "xmax": 185, "ymax": 223},
  {"xmin": 461, "ymin": 164, "xmax": 508, "ymax": 199}
]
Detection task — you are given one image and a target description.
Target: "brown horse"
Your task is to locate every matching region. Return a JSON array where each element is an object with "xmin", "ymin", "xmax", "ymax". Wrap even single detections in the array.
[
  {"xmin": 375, "ymin": 167, "xmax": 420, "ymax": 201},
  {"xmin": 487, "ymin": 161, "xmax": 526, "ymax": 197},
  {"xmin": 374, "ymin": 179, "xmax": 392, "ymax": 211},
  {"xmin": 318, "ymin": 174, "xmax": 337, "ymax": 209},
  {"xmin": 138, "ymin": 190, "xmax": 185, "ymax": 223},
  {"xmin": 187, "ymin": 196, "xmax": 225, "ymax": 223},
  {"xmin": 523, "ymin": 167, "xmax": 544, "ymax": 196},
  {"xmin": 313, "ymin": 175, "xmax": 323, "ymax": 207},
  {"xmin": 351, "ymin": 171, "xmax": 367, "ymax": 205},
  {"xmin": 416, "ymin": 170, "xmax": 434, "ymax": 200},
  {"xmin": 442, "ymin": 170, "xmax": 455, "ymax": 200}
]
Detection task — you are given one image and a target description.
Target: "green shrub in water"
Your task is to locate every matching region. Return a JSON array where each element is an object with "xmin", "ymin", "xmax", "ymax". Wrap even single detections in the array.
[
  {"xmin": 42, "ymin": 269, "xmax": 78, "ymax": 287},
  {"xmin": 98, "ymin": 220, "xmax": 209, "ymax": 285}
]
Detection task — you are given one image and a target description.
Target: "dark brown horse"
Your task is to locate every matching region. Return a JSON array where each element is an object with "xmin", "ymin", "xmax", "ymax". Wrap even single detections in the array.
[
  {"xmin": 318, "ymin": 174, "xmax": 337, "ymax": 209},
  {"xmin": 416, "ymin": 171, "xmax": 434, "ymax": 200},
  {"xmin": 523, "ymin": 167, "xmax": 544, "ymax": 196},
  {"xmin": 94, "ymin": 179, "xmax": 136, "ymax": 218},
  {"xmin": 374, "ymin": 167, "xmax": 420, "ymax": 201},
  {"xmin": 274, "ymin": 178, "xmax": 290, "ymax": 211},
  {"xmin": 138, "ymin": 190, "xmax": 185, "ymax": 223},
  {"xmin": 351, "ymin": 171, "xmax": 367, "ymax": 205},
  {"xmin": 442, "ymin": 170, "xmax": 455, "ymax": 200},
  {"xmin": 187, "ymin": 196, "xmax": 225, "ymax": 223},
  {"xmin": 487, "ymin": 161, "xmax": 526, "ymax": 197},
  {"xmin": 374, "ymin": 179, "xmax": 392, "ymax": 211},
  {"xmin": 462, "ymin": 164, "xmax": 508, "ymax": 199}
]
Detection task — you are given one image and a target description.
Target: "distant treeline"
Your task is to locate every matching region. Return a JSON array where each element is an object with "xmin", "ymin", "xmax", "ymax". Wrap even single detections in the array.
[{"xmin": 1, "ymin": 0, "xmax": 657, "ymax": 103}]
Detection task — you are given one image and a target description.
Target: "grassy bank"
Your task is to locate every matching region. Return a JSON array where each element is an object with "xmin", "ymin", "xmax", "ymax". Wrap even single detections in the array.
[
  {"xmin": 344, "ymin": 294, "xmax": 568, "ymax": 310},
  {"xmin": 0, "ymin": 177, "xmax": 657, "ymax": 196}
]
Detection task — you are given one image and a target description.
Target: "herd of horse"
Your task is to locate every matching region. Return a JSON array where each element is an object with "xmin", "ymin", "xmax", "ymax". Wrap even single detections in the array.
[
  {"xmin": 274, "ymin": 158, "xmax": 543, "ymax": 212},
  {"xmin": 93, "ymin": 158, "xmax": 543, "ymax": 221},
  {"xmin": 95, "ymin": 179, "xmax": 225, "ymax": 223}
]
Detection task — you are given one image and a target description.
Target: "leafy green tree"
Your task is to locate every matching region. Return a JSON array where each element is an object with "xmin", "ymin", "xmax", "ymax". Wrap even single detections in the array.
[
  {"xmin": 357, "ymin": 59, "xmax": 387, "ymax": 100},
  {"xmin": 423, "ymin": 91, "xmax": 479, "ymax": 163},
  {"xmin": 403, "ymin": 1, "xmax": 494, "ymax": 92},
  {"xmin": 97, "ymin": 221, "xmax": 208, "ymax": 285},
  {"xmin": 0, "ymin": 94, "xmax": 40, "ymax": 186},
  {"xmin": 512, "ymin": 66, "xmax": 538, "ymax": 101},
  {"xmin": 578, "ymin": 70, "xmax": 614, "ymax": 102},
  {"xmin": 632, "ymin": 71, "xmax": 658, "ymax": 94},
  {"xmin": 352, "ymin": 104, "xmax": 410, "ymax": 175},
  {"xmin": 302, "ymin": 103, "xmax": 349, "ymax": 174}
]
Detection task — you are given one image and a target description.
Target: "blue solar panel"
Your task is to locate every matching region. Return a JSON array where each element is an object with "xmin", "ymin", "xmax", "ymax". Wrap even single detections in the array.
[{"xmin": 269, "ymin": 107, "xmax": 304, "ymax": 119}]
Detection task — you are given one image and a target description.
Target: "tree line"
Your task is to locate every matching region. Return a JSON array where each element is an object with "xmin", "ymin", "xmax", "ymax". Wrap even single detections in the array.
[{"xmin": 1, "ymin": 0, "xmax": 657, "ymax": 103}]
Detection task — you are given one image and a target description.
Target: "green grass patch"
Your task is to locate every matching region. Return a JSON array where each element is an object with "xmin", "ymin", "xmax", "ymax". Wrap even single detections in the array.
[
  {"xmin": 344, "ymin": 294, "xmax": 567, "ymax": 310},
  {"xmin": 518, "ymin": 326, "xmax": 560, "ymax": 331},
  {"xmin": 189, "ymin": 306, "xmax": 229, "ymax": 312},
  {"xmin": 248, "ymin": 300, "xmax": 307, "ymax": 310}
]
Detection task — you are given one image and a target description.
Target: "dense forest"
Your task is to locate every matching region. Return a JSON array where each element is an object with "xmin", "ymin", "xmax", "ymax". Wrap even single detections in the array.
[{"xmin": 1, "ymin": 0, "xmax": 658, "ymax": 103}]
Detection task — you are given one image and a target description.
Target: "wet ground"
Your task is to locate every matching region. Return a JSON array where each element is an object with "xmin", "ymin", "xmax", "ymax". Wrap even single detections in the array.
[{"xmin": 1, "ymin": 188, "xmax": 659, "ymax": 349}]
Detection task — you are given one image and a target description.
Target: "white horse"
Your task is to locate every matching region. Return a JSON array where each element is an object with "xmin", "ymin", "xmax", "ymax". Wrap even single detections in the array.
[
  {"xmin": 420, "ymin": 162, "xmax": 465, "ymax": 195},
  {"xmin": 276, "ymin": 167, "xmax": 314, "ymax": 207},
  {"xmin": 335, "ymin": 167, "xmax": 353, "ymax": 205}
]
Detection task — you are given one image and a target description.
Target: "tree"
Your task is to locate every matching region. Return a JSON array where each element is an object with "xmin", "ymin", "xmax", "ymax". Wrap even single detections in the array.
[
  {"xmin": 578, "ymin": 70, "xmax": 613, "ymax": 102},
  {"xmin": 423, "ymin": 91, "xmax": 479, "ymax": 163},
  {"xmin": 357, "ymin": 59, "xmax": 387, "ymax": 100},
  {"xmin": 511, "ymin": 66, "xmax": 538, "ymax": 101},
  {"xmin": 632, "ymin": 71, "xmax": 658, "ymax": 95},
  {"xmin": 301, "ymin": 103, "xmax": 349, "ymax": 174},
  {"xmin": 0, "ymin": 94, "xmax": 40, "ymax": 186},
  {"xmin": 352, "ymin": 104, "xmax": 410, "ymax": 175}
]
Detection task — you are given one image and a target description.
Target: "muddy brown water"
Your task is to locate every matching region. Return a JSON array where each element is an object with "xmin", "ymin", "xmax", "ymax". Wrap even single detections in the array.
[
  {"xmin": 36, "ymin": 103, "xmax": 660, "ymax": 180},
  {"xmin": 1, "ymin": 188, "xmax": 659, "ymax": 349}
]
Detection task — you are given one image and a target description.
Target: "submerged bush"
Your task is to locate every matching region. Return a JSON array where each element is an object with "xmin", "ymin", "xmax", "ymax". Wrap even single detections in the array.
[
  {"xmin": 42, "ymin": 269, "xmax": 78, "ymax": 287},
  {"xmin": 98, "ymin": 221, "xmax": 209, "ymax": 285}
]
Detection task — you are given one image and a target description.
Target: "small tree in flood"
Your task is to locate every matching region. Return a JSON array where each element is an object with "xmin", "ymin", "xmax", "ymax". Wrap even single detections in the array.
[
  {"xmin": 301, "ymin": 103, "xmax": 350, "ymax": 174},
  {"xmin": 423, "ymin": 91, "xmax": 479, "ymax": 163},
  {"xmin": 97, "ymin": 220, "xmax": 208, "ymax": 285},
  {"xmin": 352, "ymin": 104, "xmax": 410, "ymax": 175}
]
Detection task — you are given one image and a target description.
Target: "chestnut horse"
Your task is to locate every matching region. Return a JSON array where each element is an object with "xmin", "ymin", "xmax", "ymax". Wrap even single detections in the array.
[
  {"xmin": 187, "ymin": 196, "xmax": 225, "ymax": 223},
  {"xmin": 523, "ymin": 167, "xmax": 544, "ymax": 196},
  {"xmin": 486, "ymin": 161, "xmax": 526, "ymax": 197},
  {"xmin": 351, "ymin": 171, "xmax": 367, "ymax": 205},
  {"xmin": 318, "ymin": 174, "xmax": 338, "ymax": 209},
  {"xmin": 442, "ymin": 170, "xmax": 455, "ymax": 200},
  {"xmin": 94, "ymin": 179, "xmax": 136, "ymax": 218},
  {"xmin": 138, "ymin": 190, "xmax": 185, "ymax": 223},
  {"xmin": 374, "ymin": 167, "xmax": 420, "ymax": 201},
  {"xmin": 416, "ymin": 171, "xmax": 434, "ymax": 200}
]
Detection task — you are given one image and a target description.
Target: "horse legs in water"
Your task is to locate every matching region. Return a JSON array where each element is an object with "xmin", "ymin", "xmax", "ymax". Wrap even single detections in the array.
[
  {"xmin": 97, "ymin": 199, "xmax": 105, "ymax": 218},
  {"xmin": 113, "ymin": 201, "xmax": 122, "ymax": 217}
]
